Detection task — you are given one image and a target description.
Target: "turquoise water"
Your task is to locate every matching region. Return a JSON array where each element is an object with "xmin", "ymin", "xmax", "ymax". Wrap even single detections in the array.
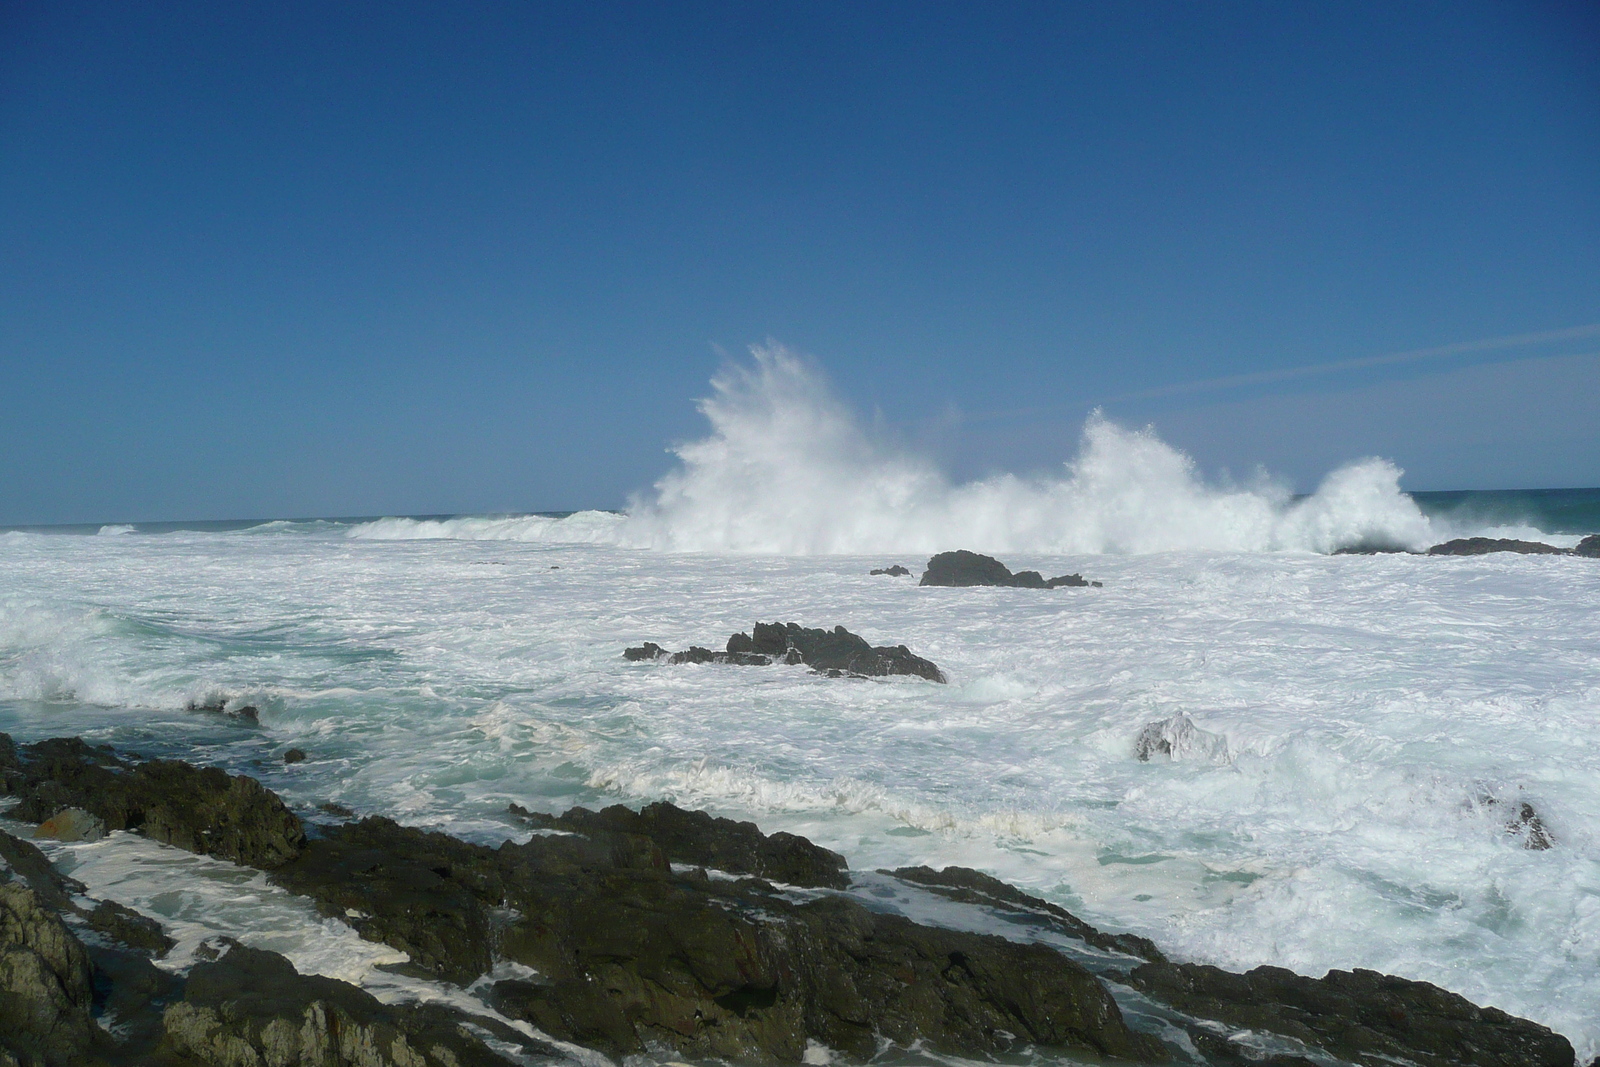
[{"xmin": 1410, "ymin": 487, "xmax": 1600, "ymax": 537}]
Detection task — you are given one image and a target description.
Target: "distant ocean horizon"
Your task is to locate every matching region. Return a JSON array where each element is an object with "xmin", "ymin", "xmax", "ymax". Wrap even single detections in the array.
[{"xmin": 7, "ymin": 485, "xmax": 1599, "ymax": 540}]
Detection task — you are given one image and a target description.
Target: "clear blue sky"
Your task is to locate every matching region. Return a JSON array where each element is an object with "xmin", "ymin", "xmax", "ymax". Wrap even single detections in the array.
[{"xmin": 3, "ymin": 1, "xmax": 1597, "ymax": 523}]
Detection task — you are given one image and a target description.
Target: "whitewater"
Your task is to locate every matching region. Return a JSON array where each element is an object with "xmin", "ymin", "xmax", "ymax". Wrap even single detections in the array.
[{"xmin": 3, "ymin": 347, "xmax": 1598, "ymax": 1061}]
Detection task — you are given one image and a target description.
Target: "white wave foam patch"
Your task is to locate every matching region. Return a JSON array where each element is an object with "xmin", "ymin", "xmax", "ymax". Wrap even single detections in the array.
[
  {"xmin": 96, "ymin": 524, "xmax": 137, "ymax": 537},
  {"xmin": 347, "ymin": 511, "xmax": 625, "ymax": 542},
  {"xmin": 623, "ymin": 345, "xmax": 1436, "ymax": 554}
]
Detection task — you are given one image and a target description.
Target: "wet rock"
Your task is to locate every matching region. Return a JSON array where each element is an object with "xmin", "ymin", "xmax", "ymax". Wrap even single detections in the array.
[
  {"xmin": 1134, "ymin": 713, "xmax": 1230, "ymax": 763},
  {"xmin": 630, "ymin": 622, "xmax": 945, "ymax": 682},
  {"xmin": 318, "ymin": 801, "xmax": 355, "ymax": 818},
  {"xmin": 869, "ymin": 564, "xmax": 911, "ymax": 576},
  {"xmin": 33, "ymin": 807, "xmax": 104, "ymax": 843},
  {"xmin": 1480, "ymin": 794, "xmax": 1553, "ymax": 850},
  {"xmin": 0, "ymin": 880, "xmax": 97, "ymax": 1066},
  {"xmin": 920, "ymin": 550, "xmax": 1101, "ymax": 588},
  {"xmin": 185, "ymin": 698, "xmax": 260, "ymax": 723},
  {"xmin": 487, "ymin": 847, "xmax": 1166, "ymax": 1064},
  {"xmin": 1574, "ymin": 534, "xmax": 1600, "ymax": 558},
  {"xmin": 269, "ymin": 816, "xmax": 504, "ymax": 986},
  {"xmin": 87, "ymin": 899, "xmax": 174, "ymax": 958},
  {"xmin": 889, "ymin": 865, "xmax": 1165, "ymax": 962},
  {"xmin": 1426, "ymin": 537, "xmax": 1567, "ymax": 556},
  {"xmin": 283, "ymin": 747, "xmax": 307, "ymax": 764},
  {"xmin": 517, "ymin": 800, "xmax": 850, "ymax": 889},
  {"xmin": 278, "ymin": 805, "xmax": 1161, "ymax": 1063},
  {"xmin": 0, "ymin": 732, "xmax": 306, "ymax": 869},
  {"xmin": 0, "ymin": 830, "xmax": 84, "ymax": 914},
  {"xmin": 1125, "ymin": 960, "xmax": 1575, "ymax": 1067},
  {"xmin": 162, "ymin": 943, "xmax": 538, "ymax": 1066}
]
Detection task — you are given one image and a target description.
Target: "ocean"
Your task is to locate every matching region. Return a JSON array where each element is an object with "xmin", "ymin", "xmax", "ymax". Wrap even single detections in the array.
[{"xmin": 2, "ymin": 352, "xmax": 1598, "ymax": 1063}]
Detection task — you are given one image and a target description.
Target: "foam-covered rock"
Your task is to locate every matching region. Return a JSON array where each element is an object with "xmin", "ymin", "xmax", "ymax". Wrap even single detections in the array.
[{"xmin": 1134, "ymin": 713, "xmax": 1230, "ymax": 763}]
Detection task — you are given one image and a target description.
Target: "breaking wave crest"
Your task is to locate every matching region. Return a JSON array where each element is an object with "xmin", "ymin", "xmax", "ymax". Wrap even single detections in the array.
[
  {"xmin": 626, "ymin": 345, "xmax": 1433, "ymax": 554},
  {"xmin": 346, "ymin": 344, "xmax": 1436, "ymax": 554}
]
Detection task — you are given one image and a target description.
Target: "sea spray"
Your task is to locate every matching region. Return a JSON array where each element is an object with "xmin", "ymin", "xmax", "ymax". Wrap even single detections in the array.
[{"xmin": 623, "ymin": 344, "xmax": 1435, "ymax": 554}]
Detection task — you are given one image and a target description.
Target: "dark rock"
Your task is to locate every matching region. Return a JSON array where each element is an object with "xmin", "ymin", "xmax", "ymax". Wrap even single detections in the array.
[
  {"xmin": 518, "ymin": 800, "xmax": 850, "ymax": 888},
  {"xmin": 633, "ymin": 622, "xmax": 945, "ymax": 682},
  {"xmin": 1481, "ymin": 795, "xmax": 1554, "ymax": 850},
  {"xmin": 624, "ymin": 641, "xmax": 668, "ymax": 660},
  {"xmin": 0, "ymin": 829, "xmax": 85, "ymax": 913},
  {"xmin": 1574, "ymin": 534, "xmax": 1600, "ymax": 558},
  {"xmin": 869, "ymin": 564, "xmax": 911, "ymax": 576},
  {"xmin": 1426, "ymin": 537, "xmax": 1567, "ymax": 556},
  {"xmin": 268, "ymin": 816, "xmax": 505, "ymax": 986},
  {"xmin": 920, "ymin": 550, "xmax": 1100, "ymax": 589},
  {"xmin": 86, "ymin": 899, "xmax": 173, "ymax": 957},
  {"xmin": 318, "ymin": 801, "xmax": 355, "ymax": 818},
  {"xmin": 0, "ymin": 732, "xmax": 306, "ymax": 869},
  {"xmin": 487, "ymin": 844, "xmax": 1166, "ymax": 1064},
  {"xmin": 185, "ymin": 698, "xmax": 259, "ymax": 723},
  {"xmin": 889, "ymin": 865, "xmax": 1165, "ymax": 962},
  {"xmin": 1126, "ymin": 960, "xmax": 1574, "ymax": 1067},
  {"xmin": 1332, "ymin": 540, "xmax": 1416, "ymax": 555},
  {"xmin": 283, "ymin": 747, "xmax": 307, "ymax": 764},
  {"xmin": 163, "ymin": 944, "xmax": 538, "ymax": 1066},
  {"xmin": 1515, "ymin": 802, "xmax": 1553, "ymax": 850},
  {"xmin": 276, "ymin": 805, "xmax": 1161, "ymax": 1063}
]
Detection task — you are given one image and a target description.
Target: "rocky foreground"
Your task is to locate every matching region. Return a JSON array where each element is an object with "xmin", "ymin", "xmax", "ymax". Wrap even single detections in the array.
[{"xmin": 0, "ymin": 732, "xmax": 1584, "ymax": 1067}]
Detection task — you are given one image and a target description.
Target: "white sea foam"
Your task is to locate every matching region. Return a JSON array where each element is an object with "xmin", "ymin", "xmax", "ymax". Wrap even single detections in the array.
[{"xmin": 96, "ymin": 524, "xmax": 137, "ymax": 536}]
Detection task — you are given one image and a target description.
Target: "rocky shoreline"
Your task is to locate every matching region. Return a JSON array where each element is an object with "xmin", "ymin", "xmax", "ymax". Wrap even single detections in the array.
[{"xmin": 0, "ymin": 731, "xmax": 1585, "ymax": 1067}]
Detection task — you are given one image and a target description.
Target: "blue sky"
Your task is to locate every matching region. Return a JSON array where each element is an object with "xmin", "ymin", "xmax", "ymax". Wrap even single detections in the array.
[{"xmin": 2, "ymin": 1, "xmax": 1597, "ymax": 523}]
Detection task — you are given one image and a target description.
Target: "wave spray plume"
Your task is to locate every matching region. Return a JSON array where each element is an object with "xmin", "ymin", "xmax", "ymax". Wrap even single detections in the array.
[{"xmin": 624, "ymin": 344, "xmax": 1433, "ymax": 555}]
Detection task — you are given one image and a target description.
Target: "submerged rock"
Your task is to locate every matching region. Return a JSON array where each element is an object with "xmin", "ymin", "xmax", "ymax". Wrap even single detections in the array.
[
  {"xmin": 919, "ymin": 549, "xmax": 1101, "ymax": 588},
  {"xmin": 1, "ymin": 732, "xmax": 306, "ymax": 869},
  {"xmin": 1134, "ymin": 713, "xmax": 1230, "ymax": 763},
  {"xmin": 1426, "ymin": 537, "xmax": 1567, "ymax": 556},
  {"xmin": 626, "ymin": 622, "xmax": 945, "ymax": 682},
  {"xmin": 1126, "ymin": 960, "xmax": 1575, "ymax": 1067},
  {"xmin": 869, "ymin": 564, "xmax": 911, "ymax": 576}
]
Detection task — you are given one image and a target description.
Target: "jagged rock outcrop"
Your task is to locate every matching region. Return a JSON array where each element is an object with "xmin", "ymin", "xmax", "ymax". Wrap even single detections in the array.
[
  {"xmin": 1126, "ymin": 960, "xmax": 1574, "ymax": 1067},
  {"xmin": 627, "ymin": 621, "xmax": 945, "ymax": 682},
  {"xmin": 2, "ymin": 734, "xmax": 1582, "ymax": 1067},
  {"xmin": 919, "ymin": 550, "xmax": 1100, "ymax": 588},
  {"xmin": 1426, "ymin": 537, "xmax": 1567, "ymax": 556},
  {"xmin": 869, "ymin": 564, "xmax": 911, "ymax": 576},
  {"xmin": 513, "ymin": 800, "xmax": 850, "ymax": 888},
  {"xmin": 1574, "ymin": 534, "xmax": 1600, "ymax": 558},
  {"xmin": 0, "ymin": 880, "xmax": 97, "ymax": 1066},
  {"xmin": 0, "ymin": 733, "xmax": 305, "ymax": 869},
  {"xmin": 270, "ymin": 810, "xmax": 1162, "ymax": 1064},
  {"xmin": 162, "ymin": 943, "xmax": 541, "ymax": 1067}
]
